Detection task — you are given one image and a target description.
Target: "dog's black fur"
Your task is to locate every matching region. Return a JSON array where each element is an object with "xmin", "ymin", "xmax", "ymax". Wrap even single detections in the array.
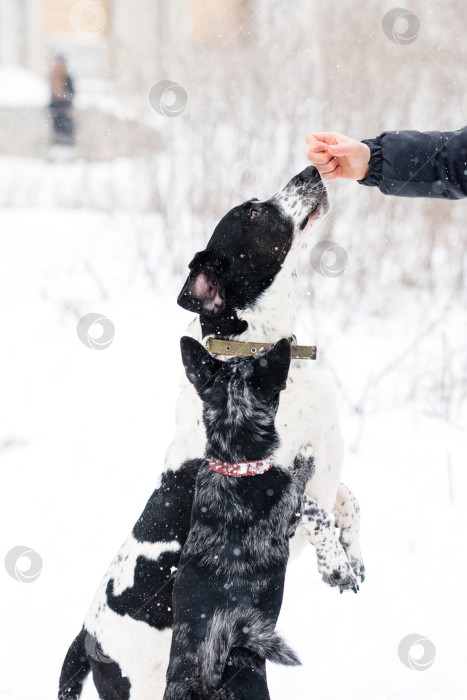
[
  {"xmin": 105, "ymin": 460, "xmax": 201, "ymax": 630},
  {"xmin": 163, "ymin": 337, "xmax": 314, "ymax": 700}
]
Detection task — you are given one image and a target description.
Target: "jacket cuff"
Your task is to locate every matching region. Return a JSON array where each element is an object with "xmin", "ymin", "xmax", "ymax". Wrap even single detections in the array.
[{"xmin": 357, "ymin": 137, "xmax": 382, "ymax": 187}]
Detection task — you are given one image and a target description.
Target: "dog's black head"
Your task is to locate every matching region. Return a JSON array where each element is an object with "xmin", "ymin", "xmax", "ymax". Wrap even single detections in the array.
[
  {"xmin": 177, "ymin": 166, "xmax": 328, "ymax": 335},
  {"xmin": 180, "ymin": 336, "xmax": 291, "ymax": 462}
]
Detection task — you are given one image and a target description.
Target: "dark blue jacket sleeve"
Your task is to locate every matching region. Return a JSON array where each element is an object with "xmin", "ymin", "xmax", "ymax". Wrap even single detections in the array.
[{"xmin": 358, "ymin": 127, "xmax": 467, "ymax": 199}]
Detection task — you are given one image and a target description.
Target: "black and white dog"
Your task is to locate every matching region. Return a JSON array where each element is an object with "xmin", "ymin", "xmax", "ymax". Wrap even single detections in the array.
[
  {"xmin": 164, "ymin": 337, "xmax": 307, "ymax": 699},
  {"xmin": 58, "ymin": 166, "xmax": 364, "ymax": 700}
]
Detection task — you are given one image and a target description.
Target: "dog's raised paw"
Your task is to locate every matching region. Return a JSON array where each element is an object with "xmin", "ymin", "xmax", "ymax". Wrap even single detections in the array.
[
  {"xmin": 320, "ymin": 558, "xmax": 359, "ymax": 594},
  {"xmin": 349, "ymin": 554, "xmax": 365, "ymax": 583},
  {"xmin": 298, "ymin": 444, "xmax": 315, "ymax": 461}
]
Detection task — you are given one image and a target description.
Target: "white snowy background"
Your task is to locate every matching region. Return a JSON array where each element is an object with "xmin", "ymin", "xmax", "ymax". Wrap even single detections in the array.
[{"xmin": 1, "ymin": 1, "xmax": 466, "ymax": 699}]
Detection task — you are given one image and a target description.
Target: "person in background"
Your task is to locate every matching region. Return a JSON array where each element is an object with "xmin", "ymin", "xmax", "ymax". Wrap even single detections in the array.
[
  {"xmin": 49, "ymin": 55, "xmax": 75, "ymax": 147},
  {"xmin": 306, "ymin": 128, "xmax": 467, "ymax": 199}
]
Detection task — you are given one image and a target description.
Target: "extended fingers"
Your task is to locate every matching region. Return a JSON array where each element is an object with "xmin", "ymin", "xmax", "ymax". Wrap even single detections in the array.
[
  {"xmin": 316, "ymin": 157, "xmax": 339, "ymax": 174},
  {"xmin": 321, "ymin": 165, "xmax": 343, "ymax": 182},
  {"xmin": 307, "ymin": 147, "xmax": 332, "ymax": 165},
  {"xmin": 306, "ymin": 134, "xmax": 330, "ymax": 163},
  {"xmin": 307, "ymin": 148, "xmax": 340, "ymax": 177},
  {"xmin": 306, "ymin": 131, "xmax": 337, "ymax": 147}
]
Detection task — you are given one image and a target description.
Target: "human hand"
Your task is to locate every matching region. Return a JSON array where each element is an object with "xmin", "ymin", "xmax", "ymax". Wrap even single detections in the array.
[{"xmin": 305, "ymin": 131, "xmax": 371, "ymax": 182}]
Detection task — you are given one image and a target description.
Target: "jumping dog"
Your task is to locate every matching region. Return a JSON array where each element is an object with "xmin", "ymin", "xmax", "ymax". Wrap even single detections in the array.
[
  {"xmin": 163, "ymin": 337, "xmax": 308, "ymax": 699},
  {"xmin": 58, "ymin": 166, "xmax": 364, "ymax": 699}
]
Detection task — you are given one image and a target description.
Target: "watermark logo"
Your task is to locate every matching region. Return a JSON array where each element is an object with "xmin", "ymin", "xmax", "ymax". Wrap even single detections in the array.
[
  {"xmin": 397, "ymin": 634, "xmax": 436, "ymax": 671},
  {"xmin": 84, "ymin": 633, "xmax": 113, "ymax": 664},
  {"xmin": 310, "ymin": 240, "xmax": 348, "ymax": 277},
  {"xmin": 230, "ymin": 161, "xmax": 272, "ymax": 199},
  {"xmin": 149, "ymin": 81, "xmax": 188, "ymax": 117},
  {"xmin": 77, "ymin": 313, "xmax": 115, "ymax": 350},
  {"xmin": 4, "ymin": 546, "xmax": 43, "ymax": 583},
  {"xmin": 69, "ymin": 0, "xmax": 108, "ymax": 37},
  {"xmin": 382, "ymin": 8, "xmax": 420, "ymax": 45}
]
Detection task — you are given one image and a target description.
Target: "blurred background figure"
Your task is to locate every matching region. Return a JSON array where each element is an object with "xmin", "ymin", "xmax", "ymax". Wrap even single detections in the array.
[{"xmin": 48, "ymin": 54, "xmax": 75, "ymax": 160}]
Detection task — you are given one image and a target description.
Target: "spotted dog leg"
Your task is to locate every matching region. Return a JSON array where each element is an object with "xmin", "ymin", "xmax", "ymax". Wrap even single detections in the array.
[
  {"xmin": 301, "ymin": 496, "xmax": 359, "ymax": 593},
  {"xmin": 333, "ymin": 483, "xmax": 365, "ymax": 583}
]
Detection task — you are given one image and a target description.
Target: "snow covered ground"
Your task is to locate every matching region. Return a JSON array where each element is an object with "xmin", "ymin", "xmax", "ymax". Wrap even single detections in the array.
[
  {"xmin": 1, "ymin": 156, "xmax": 466, "ymax": 700},
  {"xmin": 0, "ymin": 66, "xmax": 50, "ymax": 108}
]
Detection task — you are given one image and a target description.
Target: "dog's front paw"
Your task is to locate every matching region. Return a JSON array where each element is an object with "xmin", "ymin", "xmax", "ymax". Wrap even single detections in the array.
[
  {"xmin": 319, "ymin": 554, "xmax": 359, "ymax": 594},
  {"xmin": 349, "ymin": 554, "xmax": 366, "ymax": 583},
  {"xmin": 341, "ymin": 539, "xmax": 365, "ymax": 583},
  {"xmin": 298, "ymin": 444, "xmax": 315, "ymax": 462}
]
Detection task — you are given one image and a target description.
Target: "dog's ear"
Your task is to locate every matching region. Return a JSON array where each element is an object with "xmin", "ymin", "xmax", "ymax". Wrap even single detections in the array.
[
  {"xmin": 180, "ymin": 336, "xmax": 223, "ymax": 396},
  {"xmin": 252, "ymin": 338, "xmax": 291, "ymax": 394}
]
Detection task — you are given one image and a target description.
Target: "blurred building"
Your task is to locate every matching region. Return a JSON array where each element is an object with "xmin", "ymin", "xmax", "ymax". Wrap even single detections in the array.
[{"xmin": 0, "ymin": 0, "xmax": 249, "ymax": 84}]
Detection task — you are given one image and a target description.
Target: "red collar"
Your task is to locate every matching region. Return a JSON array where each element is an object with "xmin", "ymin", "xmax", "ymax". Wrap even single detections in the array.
[{"xmin": 208, "ymin": 456, "xmax": 274, "ymax": 477}]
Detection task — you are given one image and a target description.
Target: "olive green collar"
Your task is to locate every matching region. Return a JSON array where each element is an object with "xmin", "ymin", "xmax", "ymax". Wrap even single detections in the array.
[{"xmin": 205, "ymin": 336, "xmax": 317, "ymax": 360}]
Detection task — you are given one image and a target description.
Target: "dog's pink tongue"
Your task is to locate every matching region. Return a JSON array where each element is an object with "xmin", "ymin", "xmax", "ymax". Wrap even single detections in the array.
[
  {"xmin": 189, "ymin": 271, "xmax": 224, "ymax": 313},
  {"xmin": 191, "ymin": 272, "xmax": 221, "ymax": 302},
  {"xmin": 191, "ymin": 272, "xmax": 214, "ymax": 298},
  {"xmin": 204, "ymin": 293, "xmax": 224, "ymax": 312}
]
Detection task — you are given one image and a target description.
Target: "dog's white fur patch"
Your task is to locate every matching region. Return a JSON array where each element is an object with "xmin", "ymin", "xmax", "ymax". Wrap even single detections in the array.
[
  {"xmin": 86, "ymin": 606, "xmax": 172, "ymax": 699},
  {"xmin": 84, "ymin": 535, "xmax": 179, "ymax": 698}
]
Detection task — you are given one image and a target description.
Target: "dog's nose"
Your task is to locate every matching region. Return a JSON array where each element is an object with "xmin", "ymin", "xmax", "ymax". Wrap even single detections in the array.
[{"xmin": 296, "ymin": 166, "xmax": 321, "ymax": 182}]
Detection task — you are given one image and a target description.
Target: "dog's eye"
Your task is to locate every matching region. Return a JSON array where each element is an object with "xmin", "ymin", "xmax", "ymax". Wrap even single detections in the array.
[{"xmin": 250, "ymin": 209, "xmax": 261, "ymax": 219}]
